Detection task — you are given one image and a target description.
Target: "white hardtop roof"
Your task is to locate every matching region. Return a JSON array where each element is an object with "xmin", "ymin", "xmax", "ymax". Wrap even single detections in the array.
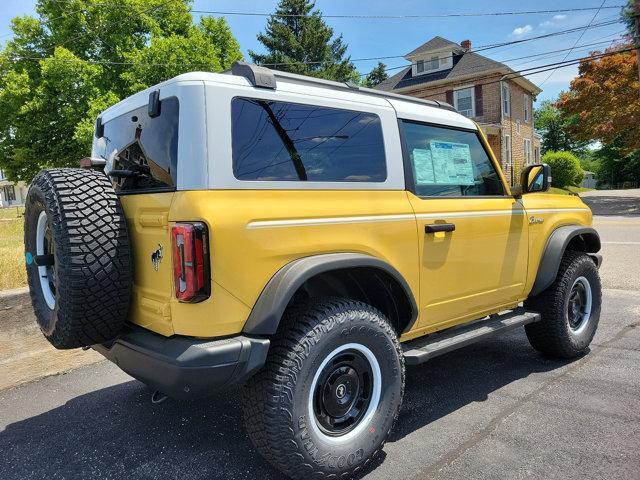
[{"xmin": 99, "ymin": 69, "xmax": 477, "ymax": 131}]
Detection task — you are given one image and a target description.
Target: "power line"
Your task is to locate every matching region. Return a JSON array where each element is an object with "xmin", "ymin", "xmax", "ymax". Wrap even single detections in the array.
[
  {"xmin": 8, "ymin": 46, "xmax": 633, "ymax": 81},
  {"xmin": 539, "ymin": 0, "xmax": 608, "ymax": 86},
  {"xmin": 414, "ymin": 47, "xmax": 635, "ymax": 100},
  {"xmin": 191, "ymin": 6, "xmax": 626, "ymax": 19},
  {"xmin": 258, "ymin": 19, "xmax": 622, "ymax": 68}
]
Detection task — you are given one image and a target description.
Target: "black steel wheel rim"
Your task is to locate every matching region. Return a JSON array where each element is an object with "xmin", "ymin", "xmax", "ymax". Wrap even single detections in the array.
[
  {"xmin": 312, "ymin": 349, "xmax": 374, "ymax": 437},
  {"xmin": 568, "ymin": 280, "xmax": 588, "ymax": 329}
]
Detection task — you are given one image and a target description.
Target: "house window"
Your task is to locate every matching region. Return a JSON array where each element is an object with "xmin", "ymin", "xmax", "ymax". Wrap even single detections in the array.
[
  {"xmin": 524, "ymin": 94, "xmax": 530, "ymax": 122},
  {"xmin": 516, "ymin": 120, "xmax": 521, "ymax": 135},
  {"xmin": 454, "ymin": 87, "xmax": 474, "ymax": 117},
  {"xmin": 504, "ymin": 134, "xmax": 512, "ymax": 166},
  {"xmin": 502, "ymin": 82, "xmax": 510, "ymax": 117},
  {"xmin": 416, "ymin": 60, "xmax": 425, "ymax": 73},
  {"xmin": 2, "ymin": 185, "xmax": 16, "ymax": 202},
  {"xmin": 534, "ymin": 146, "xmax": 540, "ymax": 163},
  {"xmin": 430, "ymin": 56, "xmax": 439, "ymax": 70},
  {"xmin": 524, "ymin": 138, "xmax": 532, "ymax": 165}
]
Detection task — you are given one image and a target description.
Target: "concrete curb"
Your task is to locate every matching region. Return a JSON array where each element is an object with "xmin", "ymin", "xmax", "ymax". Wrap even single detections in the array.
[{"xmin": 0, "ymin": 286, "xmax": 29, "ymax": 299}]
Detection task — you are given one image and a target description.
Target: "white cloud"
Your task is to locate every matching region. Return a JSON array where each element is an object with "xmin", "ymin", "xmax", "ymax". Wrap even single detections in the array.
[
  {"xmin": 539, "ymin": 14, "xmax": 567, "ymax": 29},
  {"xmin": 512, "ymin": 25, "xmax": 533, "ymax": 36}
]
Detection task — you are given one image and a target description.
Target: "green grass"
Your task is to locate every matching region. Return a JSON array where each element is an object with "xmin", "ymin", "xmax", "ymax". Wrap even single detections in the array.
[{"xmin": 0, "ymin": 207, "xmax": 26, "ymax": 290}]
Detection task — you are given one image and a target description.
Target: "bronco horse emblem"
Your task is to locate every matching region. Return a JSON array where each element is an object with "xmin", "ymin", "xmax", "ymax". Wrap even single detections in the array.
[{"xmin": 151, "ymin": 244, "xmax": 163, "ymax": 271}]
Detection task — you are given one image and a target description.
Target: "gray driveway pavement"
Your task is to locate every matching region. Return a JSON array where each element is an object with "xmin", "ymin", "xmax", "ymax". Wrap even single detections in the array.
[{"xmin": 1, "ymin": 190, "xmax": 639, "ymax": 480}]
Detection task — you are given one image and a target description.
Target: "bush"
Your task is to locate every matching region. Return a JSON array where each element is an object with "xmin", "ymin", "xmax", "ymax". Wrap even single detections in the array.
[{"xmin": 542, "ymin": 150, "xmax": 584, "ymax": 188}]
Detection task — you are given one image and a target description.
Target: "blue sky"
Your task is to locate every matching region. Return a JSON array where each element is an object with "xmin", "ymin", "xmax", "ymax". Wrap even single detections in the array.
[{"xmin": 0, "ymin": 1, "xmax": 628, "ymax": 105}]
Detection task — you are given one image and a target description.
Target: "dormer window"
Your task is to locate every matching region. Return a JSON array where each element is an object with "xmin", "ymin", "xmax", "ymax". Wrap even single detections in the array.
[{"xmin": 413, "ymin": 52, "xmax": 451, "ymax": 76}]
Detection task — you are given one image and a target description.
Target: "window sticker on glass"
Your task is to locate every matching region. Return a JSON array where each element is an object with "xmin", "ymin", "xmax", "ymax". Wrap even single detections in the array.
[
  {"xmin": 430, "ymin": 141, "xmax": 475, "ymax": 185},
  {"xmin": 412, "ymin": 149, "xmax": 434, "ymax": 184}
]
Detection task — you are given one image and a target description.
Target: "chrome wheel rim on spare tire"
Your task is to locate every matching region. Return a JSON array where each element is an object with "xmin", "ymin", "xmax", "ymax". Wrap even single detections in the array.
[
  {"xmin": 567, "ymin": 276, "xmax": 592, "ymax": 334},
  {"xmin": 36, "ymin": 211, "xmax": 57, "ymax": 310},
  {"xmin": 309, "ymin": 343, "xmax": 382, "ymax": 444}
]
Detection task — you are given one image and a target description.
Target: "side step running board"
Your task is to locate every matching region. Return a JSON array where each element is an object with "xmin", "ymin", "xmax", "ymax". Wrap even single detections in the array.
[{"xmin": 402, "ymin": 309, "xmax": 540, "ymax": 365}]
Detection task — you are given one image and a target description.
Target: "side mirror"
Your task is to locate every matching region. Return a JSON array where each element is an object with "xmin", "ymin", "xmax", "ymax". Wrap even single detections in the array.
[{"xmin": 518, "ymin": 163, "xmax": 551, "ymax": 195}]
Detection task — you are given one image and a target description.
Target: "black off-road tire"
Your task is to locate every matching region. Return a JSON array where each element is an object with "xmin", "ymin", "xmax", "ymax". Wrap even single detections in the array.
[
  {"xmin": 524, "ymin": 251, "xmax": 601, "ymax": 358},
  {"xmin": 242, "ymin": 298, "xmax": 405, "ymax": 480},
  {"xmin": 24, "ymin": 168, "xmax": 132, "ymax": 349}
]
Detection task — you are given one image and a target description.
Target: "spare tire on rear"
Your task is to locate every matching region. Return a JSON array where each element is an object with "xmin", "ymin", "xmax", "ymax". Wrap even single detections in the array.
[{"xmin": 24, "ymin": 168, "xmax": 132, "ymax": 349}]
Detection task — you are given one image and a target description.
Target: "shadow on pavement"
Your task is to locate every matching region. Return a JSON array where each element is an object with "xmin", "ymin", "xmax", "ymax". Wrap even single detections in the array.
[
  {"xmin": 0, "ymin": 330, "xmax": 570, "ymax": 480},
  {"xmin": 580, "ymin": 195, "xmax": 640, "ymax": 216}
]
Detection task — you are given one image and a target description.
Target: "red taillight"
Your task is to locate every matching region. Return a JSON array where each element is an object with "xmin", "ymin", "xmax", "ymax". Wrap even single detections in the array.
[{"xmin": 171, "ymin": 222, "xmax": 210, "ymax": 303}]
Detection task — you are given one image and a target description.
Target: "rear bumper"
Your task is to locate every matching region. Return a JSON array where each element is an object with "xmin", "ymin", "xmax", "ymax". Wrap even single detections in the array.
[{"xmin": 93, "ymin": 326, "xmax": 269, "ymax": 399}]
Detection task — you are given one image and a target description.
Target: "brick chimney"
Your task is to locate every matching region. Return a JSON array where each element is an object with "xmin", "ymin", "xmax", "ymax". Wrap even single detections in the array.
[{"xmin": 460, "ymin": 39, "xmax": 471, "ymax": 51}]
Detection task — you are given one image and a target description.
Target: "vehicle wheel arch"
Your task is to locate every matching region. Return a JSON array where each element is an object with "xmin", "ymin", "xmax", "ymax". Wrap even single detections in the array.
[
  {"xmin": 530, "ymin": 225, "xmax": 601, "ymax": 297},
  {"xmin": 242, "ymin": 253, "xmax": 418, "ymax": 336}
]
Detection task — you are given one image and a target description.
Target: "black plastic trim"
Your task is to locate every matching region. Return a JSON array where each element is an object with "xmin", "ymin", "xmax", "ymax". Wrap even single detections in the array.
[
  {"xmin": 242, "ymin": 253, "xmax": 419, "ymax": 335},
  {"xmin": 530, "ymin": 225, "xmax": 601, "ymax": 297},
  {"xmin": 93, "ymin": 326, "xmax": 269, "ymax": 399},
  {"xmin": 232, "ymin": 61, "xmax": 277, "ymax": 89},
  {"xmin": 148, "ymin": 90, "xmax": 161, "ymax": 118}
]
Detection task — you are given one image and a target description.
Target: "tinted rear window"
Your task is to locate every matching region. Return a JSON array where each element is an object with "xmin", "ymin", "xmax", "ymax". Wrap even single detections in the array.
[
  {"xmin": 231, "ymin": 97, "xmax": 386, "ymax": 182},
  {"xmin": 98, "ymin": 96, "xmax": 179, "ymax": 193}
]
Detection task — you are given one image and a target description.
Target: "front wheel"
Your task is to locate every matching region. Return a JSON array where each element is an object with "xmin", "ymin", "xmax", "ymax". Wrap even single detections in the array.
[
  {"xmin": 524, "ymin": 251, "xmax": 602, "ymax": 358},
  {"xmin": 242, "ymin": 298, "xmax": 404, "ymax": 480}
]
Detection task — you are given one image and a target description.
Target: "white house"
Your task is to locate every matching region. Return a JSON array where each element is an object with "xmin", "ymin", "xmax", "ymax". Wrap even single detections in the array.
[{"xmin": 0, "ymin": 169, "xmax": 28, "ymax": 207}]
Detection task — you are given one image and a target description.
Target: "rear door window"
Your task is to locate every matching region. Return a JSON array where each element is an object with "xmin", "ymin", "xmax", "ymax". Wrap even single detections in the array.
[
  {"xmin": 97, "ymin": 96, "xmax": 179, "ymax": 193},
  {"xmin": 231, "ymin": 97, "xmax": 386, "ymax": 182}
]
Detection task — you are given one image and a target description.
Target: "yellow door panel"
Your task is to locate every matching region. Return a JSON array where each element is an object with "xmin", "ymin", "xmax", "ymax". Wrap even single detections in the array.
[
  {"xmin": 119, "ymin": 192, "xmax": 175, "ymax": 336},
  {"xmin": 407, "ymin": 192, "xmax": 528, "ymax": 331}
]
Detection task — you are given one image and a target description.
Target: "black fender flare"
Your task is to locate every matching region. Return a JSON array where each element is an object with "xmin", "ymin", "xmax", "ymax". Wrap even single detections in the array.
[
  {"xmin": 530, "ymin": 226, "xmax": 601, "ymax": 297},
  {"xmin": 242, "ymin": 253, "xmax": 418, "ymax": 336}
]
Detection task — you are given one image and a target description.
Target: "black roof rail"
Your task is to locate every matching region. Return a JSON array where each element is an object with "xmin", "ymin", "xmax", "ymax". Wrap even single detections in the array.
[
  {"xmin": 229, "ymin": 62, "xmax": 456, "ymax": 112},
  {"xmin": 231, "ymin": 62, "xmax": 276, "ymax": 89}
]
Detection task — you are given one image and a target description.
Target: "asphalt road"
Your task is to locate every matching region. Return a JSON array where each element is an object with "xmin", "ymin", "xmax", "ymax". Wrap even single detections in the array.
[{"xmin": 2, "ymin": 191, "xmax": 639, "ymax": 480}]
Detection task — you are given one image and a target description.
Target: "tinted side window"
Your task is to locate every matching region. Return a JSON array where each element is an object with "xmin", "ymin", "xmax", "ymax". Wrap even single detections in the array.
[
  {"xmin": 97, "ymin": 96, "xmax": 179, "ymax": 193},
  {"xmin": 231, "ymin": 98, "xmax": 386, "ymax": 182},
  {"xmin": 401, "ymin": 121, "xmax": 504, "ymax": 197}
]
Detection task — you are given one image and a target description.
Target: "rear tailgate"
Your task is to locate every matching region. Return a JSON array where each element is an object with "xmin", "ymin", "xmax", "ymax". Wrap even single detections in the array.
[{"xmin": 120, "ymin": 193, "xmax": 175, "ymax": 336}]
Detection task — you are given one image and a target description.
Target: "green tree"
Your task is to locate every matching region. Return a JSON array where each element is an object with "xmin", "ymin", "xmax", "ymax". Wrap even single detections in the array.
[
  {"xmin": 592, "ymin": 141, "xmax": 640, "ymax": 188},
  {"xmin": 363, "ymin": 62, "xmax": 388, "ymax": 88},
  {"xmin": 534, "ymin": 100, "xmax": 585, "ymax": 154},
  {"xmin": 249, "ymin": 0, "xmax": 358, "ymax": 82},
  {"xmin": 542, "ymin": 150, "xmax": 584, "ymax": 188},
  {"xmin": 0, "ymin": 0, "xmax": 242, "ymax": 182}
]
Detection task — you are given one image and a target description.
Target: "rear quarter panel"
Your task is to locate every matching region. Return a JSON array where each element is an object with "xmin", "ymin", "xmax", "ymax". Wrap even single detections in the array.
[{"xmin": 168, "ymin": 190, "xmax": 419, "ymax": 337}]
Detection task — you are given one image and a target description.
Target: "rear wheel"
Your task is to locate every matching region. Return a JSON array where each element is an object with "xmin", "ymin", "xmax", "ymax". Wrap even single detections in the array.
[
  {"xmin": 524, "ymin": 251, "xmax": 601, "ymax": 358},
  {"xmin": 242, "ymin": 298, "xmax": 404, "ymax": 479}
]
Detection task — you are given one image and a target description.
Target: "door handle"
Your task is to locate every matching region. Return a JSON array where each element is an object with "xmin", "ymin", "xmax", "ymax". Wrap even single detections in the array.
[{"xmin": 425, "ymin": 223, "xmax": 455, "ymax": 234}]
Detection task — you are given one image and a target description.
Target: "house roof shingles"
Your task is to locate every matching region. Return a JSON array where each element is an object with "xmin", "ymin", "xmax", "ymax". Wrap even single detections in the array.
[
  {"xmin": 405, "ymin": 36, "xmax": 461, "ymax": 57},
  {"xmin": 375, "ymin": 50, "xmax": 509, "ymax": 92},
  {"xmin": 374, "ymin": 35, "xmax": 547, "ymax": 94}
]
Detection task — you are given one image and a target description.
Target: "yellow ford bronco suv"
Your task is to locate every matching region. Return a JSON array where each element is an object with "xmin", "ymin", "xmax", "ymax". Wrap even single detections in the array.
[{"xmin": 24, "ymin": 62, "xmax": 602, "ymax": 480}]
